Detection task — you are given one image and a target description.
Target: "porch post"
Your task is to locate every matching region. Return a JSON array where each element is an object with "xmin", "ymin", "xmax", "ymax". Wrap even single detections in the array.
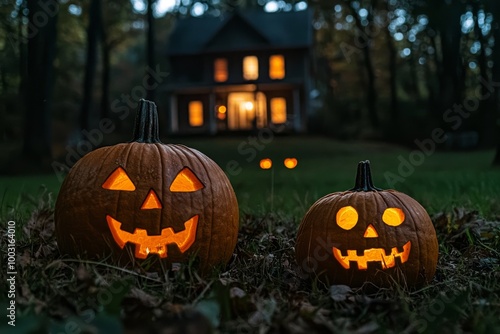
[
  {"xmin": 292, "ymin": 88, "xmax": 302, "ymax": 132},
  {"xmin": 208, "ymin": 92, "xmax": 216, "ymax": 135},
  {"xmin": 170, "ymin": 94, "xmax": 178, "ymax": 133}
]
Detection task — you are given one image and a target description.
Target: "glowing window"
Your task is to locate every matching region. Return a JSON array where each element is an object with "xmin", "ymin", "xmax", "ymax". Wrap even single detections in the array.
[
  {"xmin": 269, "ymin": 55, "xmax": 285, "ymax": 79},
  {"xmin": 214, "ymin": 58, "xmax": 228, "ymax": 82},
  {"xmin": 189, "ymin": 101, "xmax": 203, "ymax": 127},
  {"xmin": 270, "ymin": 98, "xmax": 287, "ymax": 124},
  {"xmin": 243, "ymin": 56, "xmax": 258, "ymax": 80}
]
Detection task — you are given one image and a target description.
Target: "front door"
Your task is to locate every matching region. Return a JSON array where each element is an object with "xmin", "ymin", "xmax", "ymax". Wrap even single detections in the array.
[{"xmin": 227, "ymin": 92, "xmax": 267, "ymax": 130}]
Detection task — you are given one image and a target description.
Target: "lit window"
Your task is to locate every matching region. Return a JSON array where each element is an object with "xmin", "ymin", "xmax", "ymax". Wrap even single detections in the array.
[
  {"xmin": 270, "ymin": 98, "xmax": 286, "ymax": 124},
  {"xmin": 243, "ymin": 56, "xmax": 258, "ymax": 80},
  {"xmin": 189, "ymin": 101, "xmax": 203, "ymax": 127},
  {"xmin": 214, "ymin": 58, "xmax": 228, "ymax": 82},
  {"xmin": 269, "ymin": 55, "xmax": 285, "ymax": 79}
]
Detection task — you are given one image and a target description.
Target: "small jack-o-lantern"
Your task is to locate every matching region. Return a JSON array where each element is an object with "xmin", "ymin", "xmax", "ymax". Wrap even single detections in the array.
[
  {"xmin": 295, "ymin": 161, "xmax": 438, "ymax": 288},
  {"xmin": 55, "ymin": 100, "xmax": 239, "ymax": 272}
]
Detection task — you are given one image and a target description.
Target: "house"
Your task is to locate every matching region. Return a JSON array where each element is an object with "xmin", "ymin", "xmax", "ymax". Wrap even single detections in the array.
[{"xmin": 164, "ymin": 9, "xmax": 315, "ymax": 134}]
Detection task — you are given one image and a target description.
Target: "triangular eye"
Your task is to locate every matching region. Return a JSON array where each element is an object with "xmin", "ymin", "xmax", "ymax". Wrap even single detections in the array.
[
  {"xmin": 170, "ymin": 167, "xmax": 204, "ymax": 192},
  {"xmin": 102, "ymin": 167, "xmax": 136, "ymax": 191}
]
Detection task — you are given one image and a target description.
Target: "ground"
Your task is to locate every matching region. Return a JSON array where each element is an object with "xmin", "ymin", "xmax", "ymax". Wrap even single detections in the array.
[{"xmin": 0, "ymin": 137, "xmax": 499, "ymax": 333}]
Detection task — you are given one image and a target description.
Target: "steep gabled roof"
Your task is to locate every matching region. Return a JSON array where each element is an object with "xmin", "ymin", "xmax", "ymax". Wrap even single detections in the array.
[{"xmin": 167, "ymin": 9, "xmax": 313, "ymax": 55}]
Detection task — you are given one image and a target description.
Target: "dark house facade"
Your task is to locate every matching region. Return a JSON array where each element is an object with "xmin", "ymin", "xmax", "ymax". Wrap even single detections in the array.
[{"xmin": 165, "ymin": 9, "xmax": 314, "ymax": 134}]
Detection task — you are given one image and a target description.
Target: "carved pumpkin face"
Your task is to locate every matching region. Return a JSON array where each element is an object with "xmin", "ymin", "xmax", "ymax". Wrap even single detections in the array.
[
  {"xmin": 55, "ymin": 100, "xmax": 239, "ymax": 272},
  {"xmin": 295, "ymin": 161, "xmax": 438, "ymax": 288},
  {"xmin": 103, "ymin": 166, "xmax": 202, "ymax": 259}
]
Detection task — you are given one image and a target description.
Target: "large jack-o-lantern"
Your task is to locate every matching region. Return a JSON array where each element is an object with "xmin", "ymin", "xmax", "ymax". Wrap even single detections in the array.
[
  {"xmin": 295, "ymin": 161, "xmax": 438, "ymax": 288},
  {"xmin": 55, "ymin": 100, "xmax": 239, "ymax": 272}
]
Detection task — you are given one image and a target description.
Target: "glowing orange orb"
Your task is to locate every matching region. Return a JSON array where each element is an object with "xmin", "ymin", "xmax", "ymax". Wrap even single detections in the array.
[
  {"xmin": 284, "ymin": 158, "xmax": 298, "ymax": 169},
  {"xmin": 260, "ymin": 158, "xmax": 272, "ymax": 170}
]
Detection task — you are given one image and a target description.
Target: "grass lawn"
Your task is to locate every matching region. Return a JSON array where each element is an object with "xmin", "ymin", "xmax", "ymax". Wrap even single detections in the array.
[{"xmin": 0, "ymin": 136, "xmax": 499, "ymax": 333}]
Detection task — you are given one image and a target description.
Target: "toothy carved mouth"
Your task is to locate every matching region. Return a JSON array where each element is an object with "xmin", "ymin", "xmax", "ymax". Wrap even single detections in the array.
[
  {"xmin": 106, "ymin": 215, "xmax": 198, "ymax": 259},
  {"xmin": 332, "ymin": 241, "xmax": 411, "ymax": 270}
]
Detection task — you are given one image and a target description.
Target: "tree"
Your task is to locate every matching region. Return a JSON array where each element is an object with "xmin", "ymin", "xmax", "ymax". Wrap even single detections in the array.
[
  {"xmin": 99, "ymin": 0, "xmax": 138, "ymax": 119},
  {"xmin": 100, "ymin": 8, "xmax": 110, "ymax": 119},
  {"xmin": 22, "ymin": 0, "xmax": 59, "ymax": 165},
  {"xmin": 420, "ymin": 1, "xmax": 465, "ymax": 124},
  {"xmin": 146, "ymin": 0, "xmax": 156, "ymax": 101},
  {"xmin": 384, "ymin": 0, "xmax": 398, "ymax": 121},
  {"xmin": 491, "ymin": 2, "xmax": 500, "ymax": 165},
  {"xmin": 346, "ymin": 0, "xmax": 379, "ymax": 128},
  {"xmin": 80, "ymin": 0, "xmax": 102, "ymax": 132},
  {"xmin": 471, "ymin": 0, "xmax": 495, "ymax": 146}
]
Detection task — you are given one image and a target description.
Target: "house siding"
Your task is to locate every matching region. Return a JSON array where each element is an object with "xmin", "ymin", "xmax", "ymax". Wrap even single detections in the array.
[{"xmin": 165, "ymin": 10, "xmax": 314, "ymax": 135}]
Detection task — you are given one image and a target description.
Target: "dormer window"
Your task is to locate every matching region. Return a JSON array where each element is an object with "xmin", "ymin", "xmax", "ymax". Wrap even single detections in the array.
[
  {"xmin": 269, "ymin": 55, "xmax": 285, "ymax": 79},
  {"xmin": 243, "ymin": 56, "xmax": 259, "ymax": 80},
  {"xmin": 214, "ymin": 58, "xmax": 228, "ymax": 82}
]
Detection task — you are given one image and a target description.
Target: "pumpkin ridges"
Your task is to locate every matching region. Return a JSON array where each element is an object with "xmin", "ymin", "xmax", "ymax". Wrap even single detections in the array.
[
  {"xmin": 295, "ymin": 161, "xmax": 438, "ymax": 288},
  {"xmin": 56, "ymin": 100, "xmax": 239, "ymax": 274},
  {"xmin": 395, "ymin": 191, "xmax": 434, "ymax": 281},
  {"xmin": 169, "ymin": 144, "xmax": 207, "ymax": 262},
  {"xmin": 153, "ymin": 143, "xmax": 166, "ymax": 235},
  {"xmin": 375, "ymin": 192, "xmax": 412, "ymax": 284},
  {"xmin": 386, "ymin": 191, "xmax": 437, "ymax": 282},
  {"xmin": 168, "ymin": 143, "xmax": 238, "ymax": 268},
  {"xmin": 382, "ymin": 192, "xmax": 419, "ymax": 284}
]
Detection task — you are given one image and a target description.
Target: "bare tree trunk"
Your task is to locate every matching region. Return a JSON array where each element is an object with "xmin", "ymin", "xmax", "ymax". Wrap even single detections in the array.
[
  {"xmin": 438, "ymin": 2, "xmax": 463, "ymax": 127},
  {"xmin": 100, "ymin": 12, "xmax": 110, "ymax": 119},
  {"xmin": 18, "ymin": 0, "xmax": 27, "ymax": 97},
  {"xmin": 426, "ymin": 29, "xmax": 440, "ymax": 118},
  {"xmin": 80, "ymin": 0, "xmax": 102, "ymax": 132},
  {"xmin": 146, "ymin": 0, "xmax": 156, "ymax": 101},
  {"xmin": 349, "ymin": 0, "xmax": 379, "ymax": 128},
  {"xmin": 385, "ymin": 27, "xmax": 398, "ymax": 121},
  {"xmin": 472, "ymin": 0, "xmax": 494, "ymax": 147},
  {"xmin": 23, "ymin": 0, "xmax": 58, "ymax": 165},
  {"xmin": 492, "ymin": 3, "xmax": 500, "ymax": 165}
]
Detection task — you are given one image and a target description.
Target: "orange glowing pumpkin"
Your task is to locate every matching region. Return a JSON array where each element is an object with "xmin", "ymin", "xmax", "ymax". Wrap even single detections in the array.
[
  {"xmin": 295, "ymin": 161, "xmax": 438, "ymax": 288},
  {"xmin": 55, "ymin": 100, "xmax": 239, "ymax": 272}
]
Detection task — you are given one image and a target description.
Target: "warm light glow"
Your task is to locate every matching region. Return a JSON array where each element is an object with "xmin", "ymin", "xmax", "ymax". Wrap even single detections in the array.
[
  {"xmin": 260, "ymin": 158, "xmax": 272, "ymax": 169},
  {"xmin": 141, "ymin": 189, "xmax": 162, "ymax": 210},
  {"xmin": 284, "ymin": 158, "xmax": 297, "ymax": 169},
  {"xmin": 214, "ymin": 58, "xmax": 228, "ymax": 82},
  {"xmin": 217, "ymin": 105, "xmax": 227, "ymax": 120},
  {"xmin": 256, "ymin": 92, "xmax": 267, "ymax": 128},
  {"xmin": 102, "ymin": 167, "xmax": 136, "ymax": 191},
  {"xmin": 189, "ymin": 101, "xmax": 203, "ymax": 127},
  {"xmin": 227, "ymin": 92, "xmax": 267, "ymax": 129},
  {"xmin": 363, "ymin": 224, "xmax": 378, "ymax": 238},
  {"xmin": 106, "ymin": 215, "xmax": 198, "ymax": 259},
  {"xmin": 269, "ymin": 55, "xmax": 285, "ymax": 79},
  {"xmin": 336, "ymin": 206, "xmax": 358, "ymax": 230},
  {"xmin": 243, "ymin": 56, "xmax": 259, "ymax": 80},
  {"xmin": 333, "ymin": 241, "xmax": 411, "ymax": 270},
  {"xmin": 244, "ymin": 101, "xmax": 254, "ymax": 110},
  {"xmin": 170, "ymin": 167, "xmax": 204, "ymax": 192},
  {"xmin": 382, "ymin": 208, "xmax": 405, "ymax": 226},
  {"xmin": 270, "ymin": 97, "xmax": 286, "ymax": 124}
]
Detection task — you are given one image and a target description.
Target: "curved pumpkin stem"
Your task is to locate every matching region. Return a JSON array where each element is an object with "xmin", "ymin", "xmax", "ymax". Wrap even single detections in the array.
[
  {"xmin": 350, "ymin": 160, "xmax": 382, "ymax": 192},
  {"xmin": 131, "ymin": 99, "xmax": 162, "ymax": 143}
]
